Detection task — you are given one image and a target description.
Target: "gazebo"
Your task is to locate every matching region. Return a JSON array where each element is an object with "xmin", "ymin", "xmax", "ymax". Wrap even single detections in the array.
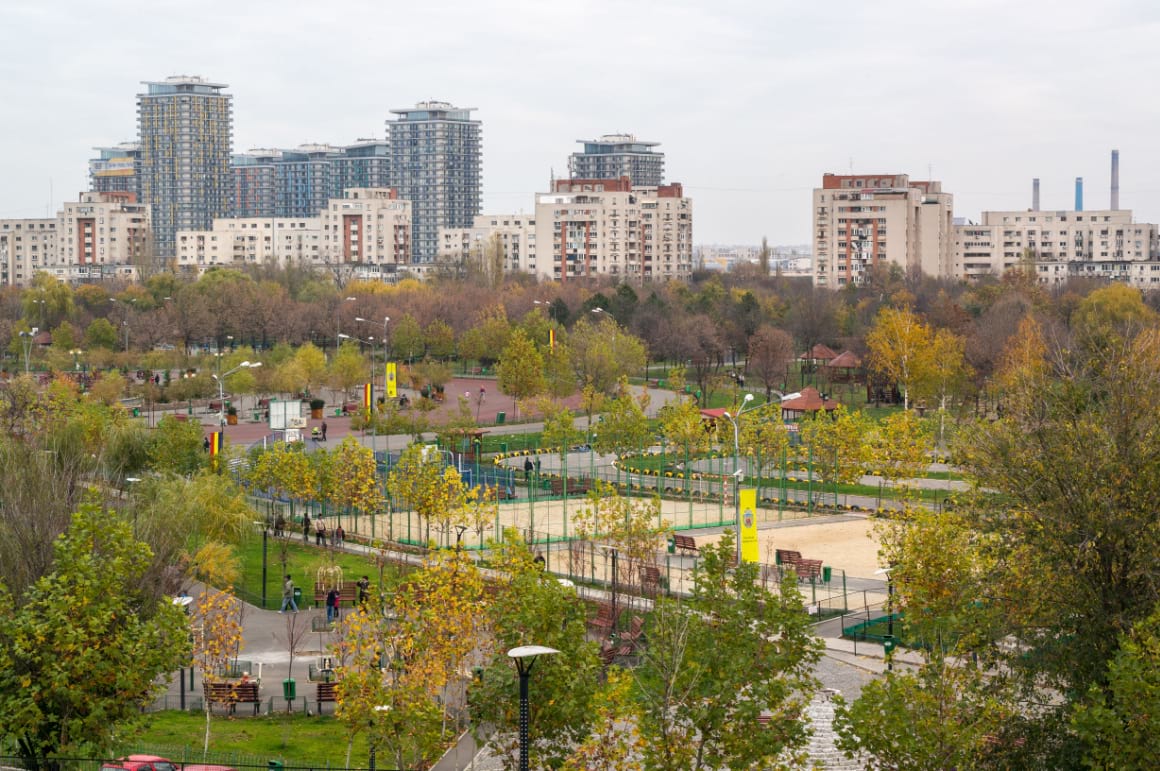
[
  {"xmin": 780, "ymin": 387, "xmax": 840, "ymax": 421},
  {"xmin": 798, "ymin": 344, "xmax": 838, "ymax": 366},
  {"xmin": 824, "ymin": 350, "xmax": 863, "ymax": 383}
]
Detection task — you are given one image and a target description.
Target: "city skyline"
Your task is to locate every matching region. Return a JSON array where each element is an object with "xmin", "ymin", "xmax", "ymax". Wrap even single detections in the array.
[{"xmin": 2, "ymin": 0, "xmax": 1158, "ymax": 245}]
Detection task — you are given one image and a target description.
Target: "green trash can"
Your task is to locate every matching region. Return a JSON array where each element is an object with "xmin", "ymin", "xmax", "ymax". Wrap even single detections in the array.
[
  {"xmin": 499, "ymin": 442, "xmax": 508, "ymax": 452},
  {"xmin": 282, "ymin": 678, "xmax": 296, "ymax": 701},
  {"xmin": 684, "ymin": 385, "xmax": 691, "ymax": 394},
  {"xmin": 132, "ymin": 407, "xmax": 140, "ymax": 417},
  {"xmin": 667, "ymin": 536, "xmax": 676, "ymax": 554},
  {"xmin": 882, "ymin": 636, "xmax": 897, "ymax": 656},
  {"xmin": 822, "ymin": 565, "xmax": 832, "ymax": 583},
  {"xmin": 268, "ymin": 762, "xmax": 284, "ymax": 771},
  {"xmin": 292, "ymin": 587, "xmax": 302, "ymax": 606},
  {"xmin": 334, "ymin": 408, "xmax": 343, "ymax": 417},
  {"xmin": 253, "ymin": 410, "xmax": 261, "ymax": 421},
  {"xmin": 496, "ymin": 411, "xmax": 506, "ymax": 425},
  {"xmin": 658, "ymin": 379, "xmax": 666, "ymax": 388}
]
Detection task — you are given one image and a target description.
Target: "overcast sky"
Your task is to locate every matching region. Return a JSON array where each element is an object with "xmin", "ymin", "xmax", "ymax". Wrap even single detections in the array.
[{"xmin": 2, "ymin": 0, "xmax": 1158, "ymax": 245}]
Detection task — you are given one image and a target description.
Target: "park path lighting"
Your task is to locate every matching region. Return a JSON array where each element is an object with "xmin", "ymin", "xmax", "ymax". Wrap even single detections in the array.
[
  {"xmin": 334, "ymin": 296, "xmax": 356, "ymax": 349},
  {"xmin": 19, "ymin": 328, "xmax": 37, "ymax": 374},
  {"xmin": 212, "ymin": 361, "xmax": 261, "ymax": 428},
  {"xmin": 507, "ymin": 645, "xmax": 560, "ymax": 771},
  {"xmin": 722, "ymin": 392, "xmax": 756, "ymax": 565},
  {"xmin": 69, "ymin": 348, "xmax": 83, "ymax": 372},
  {"xmin": 356, "ymin": 315, "xmax": 390, "ymax": 397}
]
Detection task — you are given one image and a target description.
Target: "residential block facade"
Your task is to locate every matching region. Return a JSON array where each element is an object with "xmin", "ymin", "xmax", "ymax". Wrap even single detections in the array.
[
  {"xmin": 0, "ymin": 192, "xmax": 149, "ymax": 286},
  {"xmin": 813, "ymin": 173, "xmax": 954, "ymax": 288},
  {"xmin": 533, "ymin": 177, "xmax": 693, "ymax": 282},
  {"xmin": 89, "ymin": 143, "xmax": 141, "ymax": 198},
  {"xmin": 953, "ymin": 209, "xmax": 1160, "ymax": 287},
  {"xmin": 438, "ymin": 214, "xmax": 538, "ymax": 275}
]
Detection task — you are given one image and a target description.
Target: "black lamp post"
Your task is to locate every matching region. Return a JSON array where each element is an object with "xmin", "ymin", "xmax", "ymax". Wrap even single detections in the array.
[{"xmin": 507, "ymin": 645, "xmax": 560, "ymax": 771}]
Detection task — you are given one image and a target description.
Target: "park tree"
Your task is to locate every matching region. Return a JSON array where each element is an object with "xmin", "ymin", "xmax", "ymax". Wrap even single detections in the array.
[
  {"xmin": 390, "ymin": 313, "xmax": 426, "ymax": 363},
  {"xmin": 329, "ymin": 340, "xmax": 369, "ymax": 401},
  {"xmin": 149, "ymin": 413, "xmax": 207, "ymax": 476},
  {"xmin": 1072, "ymin": 603, "xmax": 1160, "ymax": 769},
  {"xmin": 798, "ymin": 405, "xmax": 872, "ymax": 505},
  {"xmin": 0, "ymin": 503, "xmax": 190, "ymax": 766},
  {"xmin": 867, "ymin": 409, "xmax": 932, "ymax": 500},
  {"xmin": 561, "ymin": 669, "xmax": 645, "ymax": 771},
  {"xmin": 737, "ymin": 403, "xmax": 792, "ymax": 503},
  {"xmin": 567, "ymin": 315, "xmax": 648, "ymax": 395},
  {"xmin": 388, "ymin": 444, "xmax": 467, "ymax": 547},
  {"xmin": 294, "ymin": 342, "xmax": 328, "ymax": 397},
  {"xmin": 469, "ymin": 537, "xmax": 602, "ymax": 769},
  {"xmin": 866, "ymin": 304, "xmax": 932, "ymax": 410},
  {"xmin": 633, "ymin": 532, "xmax": 822, "ymax": 770},
  {"xmin": 84, "ymin": 317, "xmax": 118, "ymax": 350},
  {"xmin": 325, "ymin": 437, "xmax": 381, "ymax": 517},
  {"xmin": 592, "ymin": 379, "xmax": 651, "ymax": 460},
  {"xmin": 914, "ymin": 327, "xmax": 972, "ymax": 447},
  {"xmin": 542, "ymin": 342, "xmax": 577, "ymax": 398},
  {"xmin": 496, "ymin": 327, "xmax": 545, "ymax": 419},
  {"xmin": 189, "ymin": 588, "xmax": 245, "ymax": 752},
  {"xmin": 423, "ymin": 318, "xmax": 456, "ymax": 360},
  {"xmin": 747, "ymin": 325, "xmax": 794, "ymax": 401},
  {"xmin": 457, "ymin": 304, "xmax": 512, "ymax": 369}
]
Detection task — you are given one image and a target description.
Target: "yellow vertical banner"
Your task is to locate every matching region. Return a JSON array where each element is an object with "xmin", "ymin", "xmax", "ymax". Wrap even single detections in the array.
[
  {"xmin": 363, "ymin": 383, "xmax": 372, "ymax": 410},
  {"xmin": 549, "ymin": 328, "xmax": 556, "ymax": 349},
  {"xmin": 209, "ymin": 431, "xmax": 221, "ymax": 457},
  {"xmin": 739, "ymin": 488, "xmax": 759, "ymax": 563},
  {"xmin": 386, "ymin": 362, "xmax": 397, "ymax": 398}
]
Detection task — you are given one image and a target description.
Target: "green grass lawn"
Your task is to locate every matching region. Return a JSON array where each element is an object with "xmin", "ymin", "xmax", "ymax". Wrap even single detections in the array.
[
  {"xmin": 233, "ymin": 534, "xmax": 398, "ymax": 611},
  {"xmin": 129, "ymin": 712, "xmax": 381, "ymax": 768}
]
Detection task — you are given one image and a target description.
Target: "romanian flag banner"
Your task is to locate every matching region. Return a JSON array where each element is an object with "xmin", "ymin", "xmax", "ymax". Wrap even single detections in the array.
[
  {"xmin": 209, "ymin": 431, "xmax": 222, "ymax": 457},
  {"xmin": 363, "ymin": 383, "xmax": 373, "ymax": 410}
]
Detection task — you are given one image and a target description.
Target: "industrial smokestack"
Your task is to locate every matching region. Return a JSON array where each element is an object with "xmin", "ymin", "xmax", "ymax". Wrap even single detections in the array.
[
  {"xmin": 1075, "ymin": 177, "xmax": 1084, "ymax": 212},
  {"xmin": 1032, "ymin": 178, "xmax": 1040, "ymax": 211},
  {"xmin": 1111, "ymin": 149, "xmax": 1120, "ymax": 210}
]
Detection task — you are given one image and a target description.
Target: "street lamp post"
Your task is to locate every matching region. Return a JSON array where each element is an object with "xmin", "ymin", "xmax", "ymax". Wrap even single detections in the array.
[
  {"xmin": 19, "ymin": 328, "xmax": 37, "ymax": 374},
  {"xmin": 356, "ymin": 315, "xmax": 390, "ymax": 397},
  {"xmin": 212, "ymin": 361, "xmax": 262, "ymax": 429},
  {"xmin": 721, "ymin": 393, "xmax": 756, "ymax": 565},
  {"xmin": 507, "ymin": 645, "xmax": 560, "ymax": 771},
  {"xmin": 70, "ymin": 348, "xmax": 83, "ymax": 372},
  {"xmin": 875, "ymin": 567, "xmax": 896, "ymax": 670},
  {"xmin": 335, "ymin": 296, "xmax": 356, "ymax": 350}
]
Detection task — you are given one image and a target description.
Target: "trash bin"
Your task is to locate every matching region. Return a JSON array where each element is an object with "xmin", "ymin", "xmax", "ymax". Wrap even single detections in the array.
[
  {"xmin": 684, "ymin": 385, "xmax": 691, "ymax": 394},
  {"xmin": 822, "ymin": 565, "xmax": 832, "ymax": 583},
  {"xmin": 282, "ymin": 678, "xmax": 296, "ymax": 701},
  {"xmin": 667, "ymin": 536, "xmax": 675, "ymax": 554},
  {"xmin": 132, "ymin": 407, "xmax": 140, "ymax": 417},
  {"xmin": 268, "ymin": 762, "xmax": 284, "ymax": 771},
  {"xmin": 499, "ymin": 442, "xmax": 508, "ymax": 452},
  {"xmin": 496, "ymin": 411, "xmax": 506, "ymax": 425},
  {"xmin": 335, "ymin": 408, "xmax": 343, "ymax": 417},
  {"xmin": 657, "ymin": 379, "xmax": 666, "ymax": 388},
  {"xmin": 292, "ymin": 587, "xmax": 303, "ymax": 606},
  {"xmin": 882, "ymin": 636, "xmax": 897, "ymax": 656},
  {"xmin": 253, "ymin": 411, "xmax": 261, "ymax": 421}
]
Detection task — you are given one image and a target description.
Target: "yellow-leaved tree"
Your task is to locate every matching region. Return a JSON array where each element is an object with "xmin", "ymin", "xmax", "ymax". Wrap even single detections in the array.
[{"xmin": 866, "ymin": 305, "xmax": 932, "ymax": 410}]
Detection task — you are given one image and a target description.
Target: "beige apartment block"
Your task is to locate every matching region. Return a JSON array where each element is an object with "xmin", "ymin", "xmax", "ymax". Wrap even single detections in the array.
[
  {"xmin": 438, "ymin": 214, "xmax": 538, "ymax": 275},
  {"xmin": 953, "ymin": 208, "xmax": 1160, "ymax": 287},
  {"xmin": 534, "ymin": 177, "xmax": 693, "ymax": 282},
  {"xmin": 176, "ymin": 188, "xmax": 413, "ymax": 278},
  {"xmin": 813, "ymin": 173, "xmax": 953, "ymax": 288},
  {"xmin": 0, "ymin": 192, "xmax": 148, "ymax": 286},
  {"xmin": 320, "ymin": 189, "xmax": 412, "ymax": 266},
  {"xmin": 175, "ymin": 216, "xmax": 321, "ymax": 274}
]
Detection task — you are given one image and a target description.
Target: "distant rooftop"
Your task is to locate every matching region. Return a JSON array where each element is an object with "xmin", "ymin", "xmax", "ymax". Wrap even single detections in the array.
[
  {"xmin": 578, "ymin": 134, "xmax": 660, "ymax": 148},
  {"xmin": 389, "ymin": 101, "xmax": 477, "ymax": 121},
  {"xmin": 140, "ymin": 75, "xmax": 229, "ymax": 96}
]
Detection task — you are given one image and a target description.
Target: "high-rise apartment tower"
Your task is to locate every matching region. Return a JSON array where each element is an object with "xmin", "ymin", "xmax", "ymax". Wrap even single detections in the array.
[
  {"xmin": 137, "ymin": 76, "xmax": 233, "ymax": 256},
  {"xmin": 569, "ymin": 135, "xmax": 664, "ymax": 187},
  {"xmin": 386, "ymin": 101, "xmax": 481, "ymax": 261}
]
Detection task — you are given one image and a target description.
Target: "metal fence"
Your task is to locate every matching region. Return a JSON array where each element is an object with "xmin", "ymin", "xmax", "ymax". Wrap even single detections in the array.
[{"xmin": 0, "ymin": 755, "xmax": 373, "ymax": 771}]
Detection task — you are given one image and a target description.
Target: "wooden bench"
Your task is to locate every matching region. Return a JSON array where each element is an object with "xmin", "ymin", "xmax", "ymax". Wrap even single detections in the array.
[
  {"xmin": 549, "ymin": 478, "xmax": 592, "ymax": 496},
  {"xmin": 786, "ymin": 558, "xmax": 824, "ymax": 582},
  {"xmin": 316, "ymin": 681, "xmax": 338, "ymax": 714},
  {"xmin": 673, "ymin": 534, "xmax": 698, "ymax": 556},
  {"xmin": 587, "ymin": 602, "xmax": 621, "ymax": 635},
  {"xmin": 313, "ymin": 583, "xmax": 359, "ymax": 608},
  {"xmin": 203, "ymin": 680, "xmax": 260, "ymax": 715},
  {"xmin": 640, "ymin": 565, "xmax": 663, "ymax": 596},
  {"xmin": 775, "ymin": 549, "xmax": 803, "ymax": 566}
]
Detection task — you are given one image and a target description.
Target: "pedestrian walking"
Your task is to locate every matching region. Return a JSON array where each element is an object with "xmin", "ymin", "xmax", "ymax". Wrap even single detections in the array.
[
  {"xmin": 335, "ymin": 525, "xmax": 345, "ymax": 547},
  {"xmin": 524, "ymin": 457, "xmax": 533, "ymax": 482},
  {"xmin": 302, "ymin": 515, "xmax": 311, "ymax": 543},
  {"xmin": 326, "ymin": 586, "xmax": 340, "ymax": 622},
  {"xmin": 534, "ymin": 456, "xmax": 542, "ymax": 475},
  {"xmin": 357, "ymin": 575, "xmax": 370, "ymax": 605},
  {"xmin": 280, "ymin": 574, "xmax": 298, "ymax": 613},
  {"xmin": 315, "ymin": 520, "xmax": 326, "ymax": 546}
]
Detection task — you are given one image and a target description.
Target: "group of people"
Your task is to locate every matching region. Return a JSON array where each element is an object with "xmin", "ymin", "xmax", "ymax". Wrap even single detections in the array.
[
  {"xmin": 523, "ymin": 455, "xmax": 542, "ymax": 481},
  {"xmin": 281, "ymin": 573, "xmax": 372, "ymax": 619},
  {"xmin": 310, "ymin": 421, "xmax": 329, "ymax": 442},
  {"xmin": 297, "ymin": 515, "xmax": 344, "ymax": 548}
]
